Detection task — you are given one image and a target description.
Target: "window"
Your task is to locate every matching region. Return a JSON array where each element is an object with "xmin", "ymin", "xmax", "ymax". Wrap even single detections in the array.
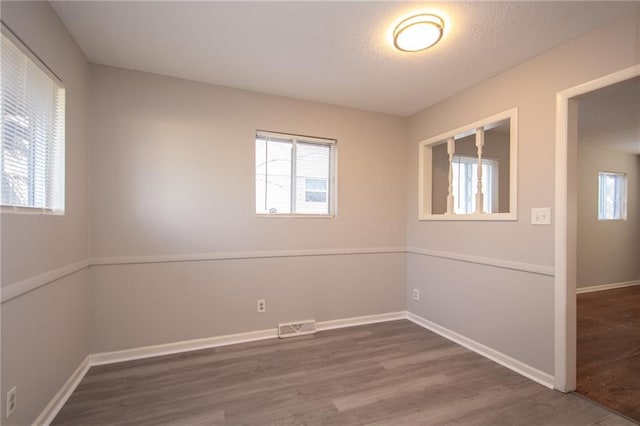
[
  {"xmin": 598, "ymin": 172, "xmax": 627, "ymax": 220},
  {"xmin": 304, "ymin": 178, "xmax": 327, "ymax": 203},
  {"xmin": 452, "ymin": 155, "xmax": 498, "ymax": 214},
  {"xmin": 255, "ymin": 131, "xmax": 335, "ymax": 216},
  {"xmin": 1, "ymin": 27, "xmax": 65, "ymax": 212}
]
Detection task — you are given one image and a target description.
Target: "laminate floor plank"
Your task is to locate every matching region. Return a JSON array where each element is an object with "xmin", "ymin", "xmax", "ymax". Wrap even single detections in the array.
[
  {"xmin": 53, "ymin": 320, "xmax": 636, "ymax": 425},
  {"xmin": 577, "ymin": 286, "xmax": 640, "ymax": 422}
]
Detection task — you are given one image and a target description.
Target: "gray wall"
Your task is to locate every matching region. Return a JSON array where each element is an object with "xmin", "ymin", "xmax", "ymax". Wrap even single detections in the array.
[
  {"xmin": 90, "ymin": 254, "xmax": 405, "ymax": 353},
  {"xmin": 0, "ymin": 1, "xmax": 91, "ymax": 424},
  {"xmin": 577, "ymin": 142, "xmax": 639, "ymax": 288},
  {"xmin": 406, "ymin": 8, "xmax": 640, "ymax": 376},
  {"xmin": 1, "ymin": 2, "xmax": 639, "ymax": 423},
  {"xmin": 88, "ymin": 65, "xmax": 408, "ymax": 354}
]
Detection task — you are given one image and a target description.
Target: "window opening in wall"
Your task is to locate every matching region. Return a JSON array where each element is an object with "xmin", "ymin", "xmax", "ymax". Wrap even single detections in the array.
[
  {"xmin": 598, "ymin": 171, "xmax": 627, "ymax": 220},
  {"xmin": 418, "ymin": 108, "xmax": 517, "ymax": 221},
  {"xmin": 452, "ymin": 155, "xmax": 498, "ymax": 214},
  {"xmin": 255, "ymin": 131, "xmax": 336, "ymax": 216},
  {"xmin": 1, "ymin": 26, "xmax": 66, "ymax": 212}
]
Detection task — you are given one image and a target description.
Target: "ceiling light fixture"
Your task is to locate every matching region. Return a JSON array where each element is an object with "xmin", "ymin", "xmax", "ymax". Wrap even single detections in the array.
[{"xmin": 393, "ymin": 14, "xmax": 444, "ymax": 52}]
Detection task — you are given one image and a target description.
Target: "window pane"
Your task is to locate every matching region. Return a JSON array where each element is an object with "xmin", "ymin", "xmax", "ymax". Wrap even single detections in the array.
[
  {"xmin": 1, "ymin": 32, "xmax": 65, "ymax": 211},
  {"xmin": 295, "ymin": 142, "xmax": 330, "ymax": 214},
  {"xmin": 305, "ymin": 178, "xmax": 327, "ymax": 191},
  {"xmin": 255, "ymin": 138, "xmax": 292, "ymax": 214},
  {"xmin": 305, "ymin": 191, "xmax": 327, "ymax": 203},
  {"xmin": 452, "ymin": 155, "xmax": 498, "ymax": 214},
  {"xmin": 598, "ymin": 172, "xmax": 626, "ymax": 220}
]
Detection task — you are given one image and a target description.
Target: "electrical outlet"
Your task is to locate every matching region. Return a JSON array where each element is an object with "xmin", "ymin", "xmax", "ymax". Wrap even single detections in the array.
[
  {"xmin": 6, "ymin": 386, "xmax": 16, "ymax": 419},
  {"xmin": 257, "ymin": 299, "xmax": 266, "ymax": 313},
  {"xmin": 413, "ymin": 288, "xmax": 420, "ymax": 301}
]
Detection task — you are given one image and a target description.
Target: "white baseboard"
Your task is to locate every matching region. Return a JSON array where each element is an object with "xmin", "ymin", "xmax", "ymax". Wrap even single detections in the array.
[
  {"xmin": 406, "ymin": 312, "xmax": 555, "ymax": 389},
  {"xmin": 35, "ymin": 312, "xmax": 403, "ymax": 424},
  {"xmin": 576, "ymin": 280, "xmax": 640, "ymax": 294},
  {"xmin": 36, "ymin": 310, "xmax": 554, "ymax": 425},
  {"xmin": 90, "ymin": 328, "xmax": 278, "ymax": 366},
  {"xmin": 32, "ymin": 356, "xmax": 90, "ymax": 426},
  {"xmin": 316, "ymin": 311, "xmax": 406, "ymax": 331}
]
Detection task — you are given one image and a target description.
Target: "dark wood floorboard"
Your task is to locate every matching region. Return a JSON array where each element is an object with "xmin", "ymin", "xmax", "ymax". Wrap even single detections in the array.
[
  {"xmin": 53, "ymin": 320, "xmax": 635, "ymax": 425},
  {"xmin": 577, "ymin": 285, "xmax": 640, "ymax": 422}
]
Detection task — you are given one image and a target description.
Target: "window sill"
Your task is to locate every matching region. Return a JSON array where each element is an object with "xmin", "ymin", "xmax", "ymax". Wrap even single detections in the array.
[
  {"xmin": 1, "ymin": 205, "xmax": 64, "ymax": 216},
  {"xmin": 419, "ymin": 212, "xmax": 517, "ymax": 221},
  {"xmin": 257, "ymin": 214, "xmax": 335, "ymax": 219}
]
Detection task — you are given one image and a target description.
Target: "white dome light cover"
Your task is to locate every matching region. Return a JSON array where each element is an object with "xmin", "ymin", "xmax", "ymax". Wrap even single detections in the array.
[{"xmin": 393, "ymin": 14, "xmax": 444, "ymax": 52}]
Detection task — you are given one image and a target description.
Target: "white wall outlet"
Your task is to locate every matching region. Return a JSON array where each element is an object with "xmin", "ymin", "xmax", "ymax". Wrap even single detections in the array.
[
  {"xmin": 257, "ymin": 299, "xmax": 266, "ymax": 313},
  {"xmin": 413, "ymin": 288, "xmax": 420, "ymax": 301},
  {"xmin": 531, "ymin": 207, "xmax": 551, "ymax": 225},
  {"xmin": 6, "ymin": 386, "xmax": 16, "ymax": 419}
]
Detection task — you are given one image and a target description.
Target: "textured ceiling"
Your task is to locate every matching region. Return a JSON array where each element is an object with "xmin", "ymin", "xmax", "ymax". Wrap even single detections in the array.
[
  {"xmin": 578, "ymin": 77, "xmax": 640, "ymax": 154},
  {"xmin": 51, "ymin": 1, "xmax": 637, "ymax": 117}
]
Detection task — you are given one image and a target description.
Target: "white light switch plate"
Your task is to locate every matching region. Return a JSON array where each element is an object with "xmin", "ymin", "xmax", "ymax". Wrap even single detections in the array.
[{"xmin": 531, "ymin": 207, "xmax": 551, "ymax": 225}]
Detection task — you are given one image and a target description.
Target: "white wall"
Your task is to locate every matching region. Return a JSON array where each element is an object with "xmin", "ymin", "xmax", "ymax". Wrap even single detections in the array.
[
  {"xmin": 88, "ymin": 65, "xmax": 408, "ymax": 353},
  {"xmin": 0, "ymin": 1, "xmax": 91, "ymax": 424},
  {"xmin": 406, "ymin": 8, "xmax": 640, "ymax": 376}
]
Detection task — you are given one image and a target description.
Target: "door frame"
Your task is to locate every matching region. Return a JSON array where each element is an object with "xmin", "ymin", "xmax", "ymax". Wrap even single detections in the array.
[{"xmin": 554, "ymin": 64, "xmax": 640, "ymax": 392}]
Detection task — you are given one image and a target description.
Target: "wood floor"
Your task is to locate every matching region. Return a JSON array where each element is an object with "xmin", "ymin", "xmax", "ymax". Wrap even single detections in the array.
[
  {"xmin": 577, "ymin": 285, "xmax": 640, "ymax": 422},
  {"xmin": 53, "ymin": 320, "xmax": 634, "ymax": 425}
]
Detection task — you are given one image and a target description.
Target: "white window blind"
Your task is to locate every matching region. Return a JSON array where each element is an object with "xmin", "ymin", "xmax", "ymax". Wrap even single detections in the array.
[
  {"xmin": 256, "ymin": 131, "xmax": 335, "ymax": 216},
  {"xmin": 1, "ymin": 28, "xmax": 65, "ymax": 211},
  {"xmin": 598, "ymin": 171, "xmax": 626, "ymax": 220}
]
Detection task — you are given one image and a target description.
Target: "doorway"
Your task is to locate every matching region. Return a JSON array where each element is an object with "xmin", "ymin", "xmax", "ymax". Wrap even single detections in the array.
[
  {"xmin": 573, "ymin": 76, "xmax": 640, "ymax": 421},
  {"xmin": 554, "ymin": 65, "xmax": 640, "ymax": 420},
  {"xmin": 554, "ymin": 65, "xmax": 640, "ymax": 395}
]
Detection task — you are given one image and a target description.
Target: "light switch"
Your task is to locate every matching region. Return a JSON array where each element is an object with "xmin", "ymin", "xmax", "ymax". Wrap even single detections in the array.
[{"xmin": 531, "ymin": 207, "xmax": 551, "ymax": 225}]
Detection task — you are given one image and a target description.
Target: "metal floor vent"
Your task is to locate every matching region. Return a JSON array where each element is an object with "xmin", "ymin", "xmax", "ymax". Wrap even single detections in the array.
[{"xmin": 278, "ymin": 320, "xmax": 317, "ymax": 338}]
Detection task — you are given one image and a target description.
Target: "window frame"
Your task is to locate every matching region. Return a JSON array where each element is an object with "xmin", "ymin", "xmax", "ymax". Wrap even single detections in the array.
[
  {"xmin": 418, "ymin": 108, "xmax": 518, "ymax": 221},
  {"xmin": 255, "ymin": 130, "xmax": 337, "ymax": 218},
  {"xmin": 1, "ymin": 24, "xmax": 66, "ymax": 214},
  {"xmin": 597, "ymin": 171, "xmax": 627, "ymax": 221}
]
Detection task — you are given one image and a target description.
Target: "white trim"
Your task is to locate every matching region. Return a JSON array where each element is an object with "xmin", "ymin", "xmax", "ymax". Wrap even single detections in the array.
[
  {"xmin": 32, "ymin": 356, "xmax": 90, "ymax": 426},
  {"xmin": 417, "ymin": 213, "xmax": 517, "ymax": 222},
  {"xmin": 90, "ymin": 312, "xmax": 408, "ymax": 367},
  {"xmin": 554, "ymin": 64, "xmax": 640, "ymax": 393},
  {"xmin": 256, "ymin": 130, "xmax": 336, "ymax": 145},
  {"xmin": 576, "ymin": 280, "xmax": 640, "ymax": 294},
  {"xmin": 406, "ymin": 312, "xmax": 554, "ymax": 389},
  {"xmin": 0, "ymin": 205, "xmax": 64, "ymax": 216},
  {"xmin": 0, "ymin": 260, "xmax": 89, "ymax": 304},
  {"xmin": 554, "ymin": 90, "xmax": 570, "ymax": 392},
  {"xmin": 256, "ymin": 214, "xmax": 334, "ymax": 219},
  {"xmin": 35, "ymin": 310, "xmax": 558, "ymax": 424},
  {"xmin": 2, "ymin": 248, "xmax": 405, "ymax": 302},
  {"xmin": 2, "ymin": 248, "xmax": 553, "ymax": 303},
  {"xmin": 316, "ymin": 311, "xmax": 406, "ymax": 331},
  {"xmin": 418, "ymin": 107, "xmax": 518, "ymax": 221},
  {"xmin": 407, "ymin": 247, "xmax": 554, "ymax": 276},
  {"xmin": 89, "ymin": 328, "xmax": 278, "ymax": 366},
  {"xmin": 34, "ymin": 312, "xmax": 404, "ymax": 424},
  {"xmin": 90, "ymin": 247, "xmax": 406, "ymax": 266}
]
